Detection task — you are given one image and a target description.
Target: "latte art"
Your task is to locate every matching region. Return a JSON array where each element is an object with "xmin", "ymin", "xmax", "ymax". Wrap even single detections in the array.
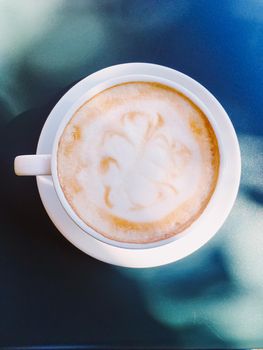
[
  {"xmin": 57, "ymin": 82, "xmax": 219, "ymax": 243},
  {"xmin": 97, "ymin": 111, "xmax": 194, "ymax": 220}
]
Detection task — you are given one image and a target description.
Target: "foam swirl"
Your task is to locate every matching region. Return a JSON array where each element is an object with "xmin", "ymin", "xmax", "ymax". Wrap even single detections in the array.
[{"xmin": 98, "ymin": 111, "xmax": 192, "ymax": 214}]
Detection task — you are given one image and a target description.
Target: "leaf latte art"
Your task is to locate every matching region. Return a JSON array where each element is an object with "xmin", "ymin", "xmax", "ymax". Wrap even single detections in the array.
[{"xmin": 57, "ymin": 82, "xmax": 219, "ymax": 243}]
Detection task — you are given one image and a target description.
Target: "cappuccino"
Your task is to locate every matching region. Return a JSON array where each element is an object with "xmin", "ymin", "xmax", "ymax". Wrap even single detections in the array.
[{"xmin": 57, "ymin": 82, "xmax": 219, "ymax": 243}]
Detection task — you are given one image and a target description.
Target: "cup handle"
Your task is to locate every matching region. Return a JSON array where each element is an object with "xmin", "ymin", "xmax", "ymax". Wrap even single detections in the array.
[{"xmin": 14, "ymin": 155, "xmax": 52, "ymax": 176}]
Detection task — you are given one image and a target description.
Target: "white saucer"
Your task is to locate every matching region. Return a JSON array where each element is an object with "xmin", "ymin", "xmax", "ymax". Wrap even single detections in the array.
[{"xmin": 36, "ymin": 63, "xmax": 240, "ymax": 268}]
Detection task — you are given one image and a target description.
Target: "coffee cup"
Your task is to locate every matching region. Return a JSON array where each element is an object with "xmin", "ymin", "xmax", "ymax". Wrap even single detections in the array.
[{"xmin": 14, "ymin": 71, "xmax": 241, "ymax": 251}]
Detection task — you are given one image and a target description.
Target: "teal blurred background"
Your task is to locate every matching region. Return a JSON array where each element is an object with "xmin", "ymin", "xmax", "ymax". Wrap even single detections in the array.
[{"xmin": 0, "ymin": 0, "xmax": 263, "ymax": 348}]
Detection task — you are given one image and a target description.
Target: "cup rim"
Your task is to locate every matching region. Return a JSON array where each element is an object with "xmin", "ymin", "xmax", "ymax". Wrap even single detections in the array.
[{"xmin": 50, "ymin": 73, "xmax": 240, "ymax": 249}]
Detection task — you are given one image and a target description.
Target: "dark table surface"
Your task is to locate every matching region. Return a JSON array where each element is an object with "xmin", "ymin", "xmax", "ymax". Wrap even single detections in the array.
[{"xmin": 0, "ymin": 0, "xmax": 263, "ymax": 348}]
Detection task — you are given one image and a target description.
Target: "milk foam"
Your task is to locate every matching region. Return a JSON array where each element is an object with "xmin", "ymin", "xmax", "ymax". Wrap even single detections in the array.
[{"xmin": 57, "ymin": 82, "xmax": 219, "ymax": 243}]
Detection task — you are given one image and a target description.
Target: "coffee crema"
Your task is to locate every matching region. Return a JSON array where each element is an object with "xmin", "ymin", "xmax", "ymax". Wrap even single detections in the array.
[{"xmin": 57, "ymin": 82, "xmax": 219, "ymax": 244}]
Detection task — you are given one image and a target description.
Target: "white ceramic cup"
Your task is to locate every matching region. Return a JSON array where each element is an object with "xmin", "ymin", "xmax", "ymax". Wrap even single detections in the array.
[{"xmin": 14, "ymin": 73, "xmax": 241, "ymax": 251}]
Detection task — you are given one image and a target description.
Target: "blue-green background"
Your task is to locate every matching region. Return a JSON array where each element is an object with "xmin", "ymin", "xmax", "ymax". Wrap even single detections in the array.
[{"xmin": 0, "ymin": 0, "xmax": 262, "ymax": 348}]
